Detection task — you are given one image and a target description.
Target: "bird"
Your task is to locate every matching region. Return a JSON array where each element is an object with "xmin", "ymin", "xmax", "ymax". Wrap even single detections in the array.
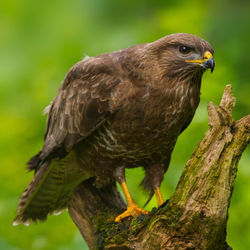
[{"xmin": 14, "ymin": 33, "xmax": 214, "ymax": 225}]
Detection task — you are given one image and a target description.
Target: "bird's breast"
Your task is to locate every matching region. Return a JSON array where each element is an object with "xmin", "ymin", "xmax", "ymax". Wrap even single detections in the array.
[{"xmin": 83, "ymin": 82, "xmax": 200, "ymax": 164}]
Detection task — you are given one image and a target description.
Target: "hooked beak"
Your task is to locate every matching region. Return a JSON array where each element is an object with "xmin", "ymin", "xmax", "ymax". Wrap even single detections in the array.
[{"xmin": 185, "ymin": 51, "xmax": 215, "ymax": 73}]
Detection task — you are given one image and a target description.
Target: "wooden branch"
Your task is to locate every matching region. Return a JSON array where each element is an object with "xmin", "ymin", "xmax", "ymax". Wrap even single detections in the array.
[{"xmin": 68, "ymin": 85, "xmax": 250, "ymax": 249}]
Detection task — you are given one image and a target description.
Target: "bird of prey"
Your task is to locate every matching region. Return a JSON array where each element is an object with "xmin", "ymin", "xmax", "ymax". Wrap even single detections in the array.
[{"xmin": 14, "ymin": 33, "xmax": 214, "ymax": 225}]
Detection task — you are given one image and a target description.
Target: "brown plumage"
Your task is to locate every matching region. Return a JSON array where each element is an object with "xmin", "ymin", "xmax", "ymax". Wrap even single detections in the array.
[{"xmin": 14, "ymin": 33, "xmax": 214, "ymax": 224}]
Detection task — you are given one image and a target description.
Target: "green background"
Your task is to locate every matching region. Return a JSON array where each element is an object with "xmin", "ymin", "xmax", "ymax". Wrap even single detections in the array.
[{"xmin": 0, "ymin": 0, "xmax": 249, "ymax": 249}]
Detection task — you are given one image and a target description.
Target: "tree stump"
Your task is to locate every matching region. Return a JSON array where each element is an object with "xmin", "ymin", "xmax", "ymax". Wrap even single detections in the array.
[{"xmin": 68, "ymin": 85, "xmax": 250, "ymax": 250}]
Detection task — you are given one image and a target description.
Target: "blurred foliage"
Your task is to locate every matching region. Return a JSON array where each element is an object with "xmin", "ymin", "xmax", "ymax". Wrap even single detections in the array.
[{"xmin": 0, "ymin": 0, "xmax": 249, "ymax": 249}]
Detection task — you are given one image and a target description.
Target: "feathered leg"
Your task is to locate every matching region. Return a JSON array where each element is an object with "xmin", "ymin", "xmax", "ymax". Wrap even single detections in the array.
[{"xmin": 143, "ymin": 163, "xmax": 166, "ymax": 207}]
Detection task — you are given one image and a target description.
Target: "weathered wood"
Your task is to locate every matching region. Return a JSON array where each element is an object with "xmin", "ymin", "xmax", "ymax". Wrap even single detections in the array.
[{"xmin": 68, "ymin": 85, "xmax": 250, "ymax": 249}]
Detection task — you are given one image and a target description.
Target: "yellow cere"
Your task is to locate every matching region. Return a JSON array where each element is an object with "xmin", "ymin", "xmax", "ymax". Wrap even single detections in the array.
[{"xmin": 185, "ymin": 50, "xmax": 213, "ymax": 63}]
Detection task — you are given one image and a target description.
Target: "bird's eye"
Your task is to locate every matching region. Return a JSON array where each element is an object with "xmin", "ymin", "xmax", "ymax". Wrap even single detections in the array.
[{"xmin": 179, "ymin": 45, "xmax": 191, "ymax": 54}]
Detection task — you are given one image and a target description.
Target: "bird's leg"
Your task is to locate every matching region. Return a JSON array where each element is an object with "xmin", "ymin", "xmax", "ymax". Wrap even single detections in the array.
[
  {"xmin": 114, "ymin": 166, "xmax": 148, "ymax": 222},
  {"xmin": 115, "ymin": 181, "xmax": 148, "ymax": 222},
  {"xmin": 154, "ymin": 186, "xmax": 164, "ymax": 207},
  {"xmin": 144, "ymin": 163, "xmax": 166, "ymax": 207}
]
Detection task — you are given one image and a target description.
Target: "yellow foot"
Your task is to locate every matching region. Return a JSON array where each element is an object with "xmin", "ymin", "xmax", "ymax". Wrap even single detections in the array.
[{"xmin": 115, "ymin": 203, "xmax": 148, "ymax": 222}]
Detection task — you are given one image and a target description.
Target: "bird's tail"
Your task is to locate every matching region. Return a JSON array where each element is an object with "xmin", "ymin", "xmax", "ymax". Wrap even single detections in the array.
[{"xmin": 13, "ymin": 151, "xmax": 87, "ymax": 225}]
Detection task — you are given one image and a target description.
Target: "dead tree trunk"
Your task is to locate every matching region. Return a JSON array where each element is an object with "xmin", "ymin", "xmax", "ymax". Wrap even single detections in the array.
[{"xmin": 68, "ymin": 85, "xmax": 250, "ymax": 250}]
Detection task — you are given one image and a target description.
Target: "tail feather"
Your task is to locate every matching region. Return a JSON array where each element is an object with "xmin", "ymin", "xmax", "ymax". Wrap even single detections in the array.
[
  {"xmin": 14, "ymin": 151, "xmax": 88, "ymax": 225},
  {"xmin": 14, "ymin": 161, "xmax": 57, "ymax": 223}
]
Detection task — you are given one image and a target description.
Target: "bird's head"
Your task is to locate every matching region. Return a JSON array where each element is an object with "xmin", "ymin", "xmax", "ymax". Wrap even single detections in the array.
[{"xmin": 150, "ymin": 33, "xmax": 215, "ymax": 81}]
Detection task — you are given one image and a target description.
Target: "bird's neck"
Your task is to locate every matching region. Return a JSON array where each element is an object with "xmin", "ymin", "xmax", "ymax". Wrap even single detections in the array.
[
  {"xmin": 118, "ymin": 45, "xmax": 161, "ymax": 86},
  {"xmin": 146, "ymin": 72, "xmax": 202, "ymax": 116}
]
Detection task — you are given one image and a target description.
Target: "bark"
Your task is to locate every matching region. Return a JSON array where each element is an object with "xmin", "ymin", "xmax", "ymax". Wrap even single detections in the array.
[{"xmin": 68, "ymin": 85, "xmax": 250, "ymax": 250}]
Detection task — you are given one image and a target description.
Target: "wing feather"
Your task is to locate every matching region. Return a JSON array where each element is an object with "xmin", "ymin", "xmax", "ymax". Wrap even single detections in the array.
[{"xmin": 36, "ymin": 55, "xmax": 123, "ymax": 166}]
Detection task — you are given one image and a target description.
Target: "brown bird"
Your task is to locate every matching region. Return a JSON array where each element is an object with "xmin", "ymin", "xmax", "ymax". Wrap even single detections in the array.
[{"xmin": 14, "ymin": 33, "xmax": 214, "ymax": 225}]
